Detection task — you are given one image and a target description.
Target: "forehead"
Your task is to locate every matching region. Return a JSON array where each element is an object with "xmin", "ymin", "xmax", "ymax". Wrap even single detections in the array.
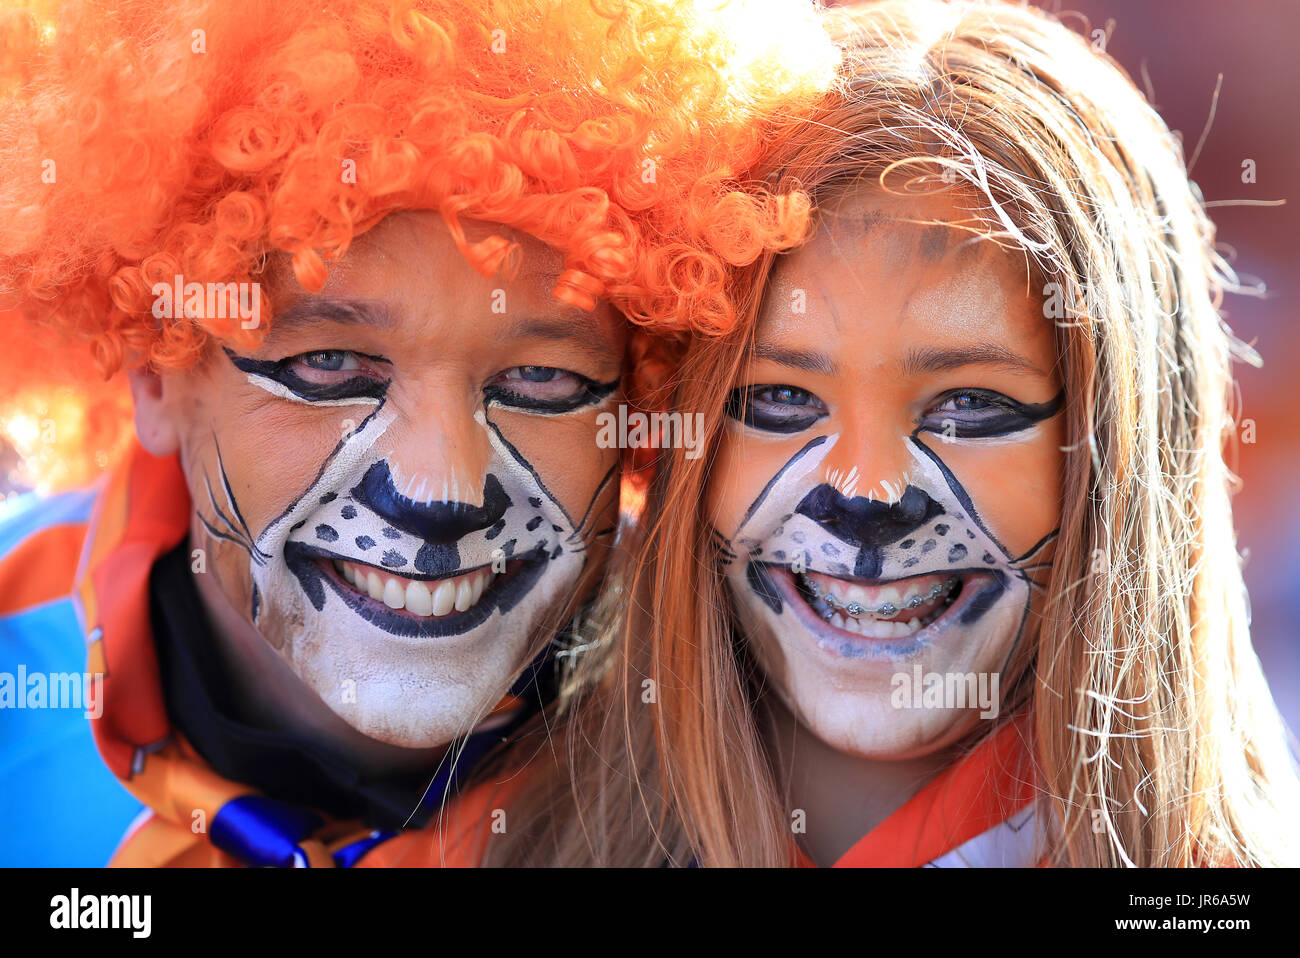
[
  {"xmin": 327, "ymin": 211, "xmax": 566, "ymax": 286},
  {"xmin": 761, "ymin": 187, "xmax": 1046, "ymax": 351},
  {"xmin": 263, "ymin": 210, "xmax": 625, "ymax": 344}
]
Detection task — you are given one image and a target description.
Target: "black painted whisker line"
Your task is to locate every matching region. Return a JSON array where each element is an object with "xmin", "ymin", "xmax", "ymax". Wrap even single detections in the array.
[
  {"xmin": 213, "ymin": 432, "xmax": 265, "ymax": 556},
  {"xmin": 1013, "ymin": 529, "xmax": 1059, "ymax": 565},
  {"xmin": 197, "ymin": 511, "xmax": 264, "ymax": 564},
  {"xmin": 566, "ymin": 495, "xmax": 617, "ymax": 545},
  {"xmin": 202, "ymin": 471, "xmax": 240, "ymax": 535},
  {"xmin": 201, "ymin": 473, "xmax": 266, "ymax": 565},
  {"xmin": 571, "ymin": 463, "xmax": 618, "ymax": 538},
  {"xmin": 709, "ymin": 527, "xmax": 737, "ymax": 552},
  {"xmin": 565, "ymin": 533, "xmax": 613, "ymax": 555},
  {"xmin": 1016, "ymin": 561, "xmax": 1053, "ymax": 573}
]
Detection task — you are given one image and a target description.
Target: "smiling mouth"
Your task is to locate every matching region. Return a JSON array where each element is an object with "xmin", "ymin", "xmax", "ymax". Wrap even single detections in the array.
[
  {"xmin": 328, "ymin": 558, "xmax": 496, "ymax": 618},
  {"xmin": 778, "ymin": 566, "xmax": 994, "ymax": 641},
  {"xmin": 284, "ymin": 539, "xmax": 551, "ymax": 639}
]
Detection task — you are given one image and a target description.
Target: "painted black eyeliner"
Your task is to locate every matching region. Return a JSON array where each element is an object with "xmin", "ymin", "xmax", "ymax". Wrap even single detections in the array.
[
  {"xmin": 923, "ymin": 388, "xmax": 1064, "ymax": 439},
  {"xmin": 485, "ymin": 375, "xmax": 618, "ymax": 414},
  {"xmin": 726, "ymin": 384, "xmax": 827, "ymax": 433},
  {"xmin": 224, "ymin": 347, "xmax": 389, "ymax": 402}
]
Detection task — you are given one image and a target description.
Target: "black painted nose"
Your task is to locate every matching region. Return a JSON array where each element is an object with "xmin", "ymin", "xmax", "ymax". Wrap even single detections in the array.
[
  {"xmin": 795, "ymin": 484, "xmax": 944, "ymax": 578},
  {"xmin": 350, "ymin": 462, "xmax": 511, "ymax": 542}
]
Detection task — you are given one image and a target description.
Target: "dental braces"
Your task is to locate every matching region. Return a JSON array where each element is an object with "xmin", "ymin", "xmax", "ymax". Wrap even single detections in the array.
[{"xmin": 802, "ymin": 575, "xmax": 956, "ymax": 618}]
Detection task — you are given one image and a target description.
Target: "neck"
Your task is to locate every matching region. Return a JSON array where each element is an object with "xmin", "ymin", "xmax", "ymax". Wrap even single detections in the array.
[
  {"xmin": 762, "ymin": 693, "xmax": 957, "ymax": 866},
  {"xmin": 189, "ymin": 536, "xmax": 448, "ymax": 778}
]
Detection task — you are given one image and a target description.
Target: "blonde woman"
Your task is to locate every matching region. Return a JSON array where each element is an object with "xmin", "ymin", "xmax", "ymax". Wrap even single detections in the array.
[{"xmin": 491, "ymin": 0, "xmax": 1300, "ymax": 867}]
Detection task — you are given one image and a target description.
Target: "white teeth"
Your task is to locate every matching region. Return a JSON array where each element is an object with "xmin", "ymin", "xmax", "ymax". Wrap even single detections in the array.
[
  {"xmin": 382, "ymin": 577, "xmax": 405, "ymax": 609},
  {"xmin": 431, "ymin": 579, "xmax": 456, "ymax": 616},
  {"xmin": 811, "ymin": 577, "xmax": 943, "ymax": 639},
  {"xmin": 405, "ymin": 579, "xmax": 433, "ymax": 616},
  {"xmin": 832, "ymin": 580, "xmax": 917, "ymax": 610},
  {"xmin": 454, "ymin": 577, "xmax": 474, "ymax": 613},
  {"xmin": 334, "ymin": 560, "xmax": 497, "ymax": 618},
  {"xmin": 804, "ymin": 570, "xmax": 957, "ymax": 625},
  {"xmin": 828, "ymin": 610, "xmax": 925, "ymax": 639}
]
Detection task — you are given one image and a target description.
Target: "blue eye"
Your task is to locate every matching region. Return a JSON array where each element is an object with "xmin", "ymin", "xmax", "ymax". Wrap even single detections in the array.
[
  {"xmin": 293, "ymin": 348, "xmax": 356, "ymax": 369},
  {"xmin": 516, "ymin": 366, "xmax": 559, "ymax": 383},
  {"xmin": 727, "ymin": 384, "xmax": 828, "ymax": 433},
  {"xmin": 485, "ymin": 366, "xmax": 619, "ymax": 414},
  {"xmin": 301, "ymin": 350, "xmax": 359, "ymax": 372}
]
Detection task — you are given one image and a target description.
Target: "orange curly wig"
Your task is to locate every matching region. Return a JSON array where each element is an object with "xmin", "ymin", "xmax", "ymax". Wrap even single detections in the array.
[{"xmin": 0, "ymin": 0, "xmax": 838, "ymax": 489}]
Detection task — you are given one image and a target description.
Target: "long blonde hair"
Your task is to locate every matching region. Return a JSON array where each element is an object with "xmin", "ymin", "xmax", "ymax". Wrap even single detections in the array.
[{"xmin": 493, "ymin": 0, "xmax": 1300, "ymax": 867}]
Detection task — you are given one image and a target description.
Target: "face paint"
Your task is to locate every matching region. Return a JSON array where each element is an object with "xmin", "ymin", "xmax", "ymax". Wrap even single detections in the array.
[
  {"xmin": 168, "ymin": 211, "xmax": 626, "ymax": 748},
  {"xmin": 707, "ymin": 188, "xmax": 1066, "ymax": 759}
]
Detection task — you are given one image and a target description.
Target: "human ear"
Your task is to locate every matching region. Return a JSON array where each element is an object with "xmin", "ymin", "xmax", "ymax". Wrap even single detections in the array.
[{"xmin": 126, "ymin": 364, "xmax": 181, "ymax": 457}]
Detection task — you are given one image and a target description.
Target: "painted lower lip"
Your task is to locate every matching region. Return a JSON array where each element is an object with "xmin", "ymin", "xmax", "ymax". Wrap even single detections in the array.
[
  {"xmin": 284, "ymin": 540, "xmax": 550, "ymax": 640},
  {"xmin": 769, "ymin": 564, "xmax": 1001, "ymax": 662}
]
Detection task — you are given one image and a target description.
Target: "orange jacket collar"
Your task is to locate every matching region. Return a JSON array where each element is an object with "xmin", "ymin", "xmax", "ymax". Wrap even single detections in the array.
[
  {"xmin": 795, "ymin": 714, "xmax": 1039, "ymax": 867},
  {"xmin": 75, "ymin": 440, "xmax": 191, "ymax": 780}
]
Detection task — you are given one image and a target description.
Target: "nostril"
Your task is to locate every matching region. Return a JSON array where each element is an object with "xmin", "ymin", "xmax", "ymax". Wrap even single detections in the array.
[{"xmin": 350, "ymin": 462, "xmax": 512, "ymax": 542}]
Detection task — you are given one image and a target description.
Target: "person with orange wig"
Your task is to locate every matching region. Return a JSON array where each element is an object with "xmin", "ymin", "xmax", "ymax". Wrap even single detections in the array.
[{"xmin": 0, "ymin": 0, "xmax": 836, "ymax": 866}]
